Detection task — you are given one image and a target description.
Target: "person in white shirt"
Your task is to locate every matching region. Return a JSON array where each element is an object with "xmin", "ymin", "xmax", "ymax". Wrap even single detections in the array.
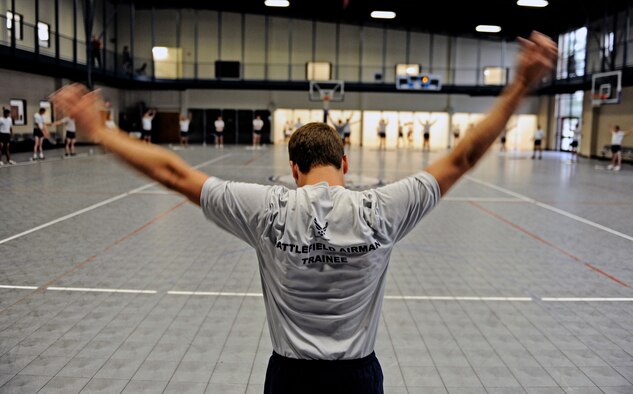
[
  {"xmin": 179, "ymin": 112, "xmax": 192, "ymax": 148},
  {"xmin": 377, "ymin": 118, "xmax": 388, "ymax": 151},
  {"xmin": 33, "ymin": 108, "xmax": 50, "ymax": 160},
  {"xmin": 532, "ymin": 125, "xmax": 545, "ymax": 160},
  {"xmin": 56, "ymin": 116, "xmax": 77, "ymax": 156},
  {"xmin": 142, "ymin": 109, "xmax": 156, "ymax": 143},
  {"xmin": 214, "ymin": 115, "xmax": 225, "ymax": 148},
  {"xmin": 607, "ymin": 125, "xmax": 632, "ymax": 171},
  {"xmin": 252, "ymin": 115, "xmax": 264, "ymax": 149},
  {"xmin": 569, "ymin": 121, "xmax": 581, "ymax": 162},
  {"xmin": 52, "ymin": 31, "xmax": 556, "ymax": 394},
  {"xmin": 0, "ymin": 109, "xmax": 16, "ymax": 165}
]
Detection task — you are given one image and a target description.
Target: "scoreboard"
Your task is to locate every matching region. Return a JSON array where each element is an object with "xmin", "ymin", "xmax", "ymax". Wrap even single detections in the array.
[{"xmin": 396, "ymin": 74, "xmax": 441, "ymax": 91}]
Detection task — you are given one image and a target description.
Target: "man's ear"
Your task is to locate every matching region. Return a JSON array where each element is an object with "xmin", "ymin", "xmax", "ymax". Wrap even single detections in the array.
[
  {"xmin": 290, "ymin": 161, "xmax": 299, "ymax": 181},
  {"xmin": 342, "ymin": 155, "xmax": 349, "ymax": 175}
]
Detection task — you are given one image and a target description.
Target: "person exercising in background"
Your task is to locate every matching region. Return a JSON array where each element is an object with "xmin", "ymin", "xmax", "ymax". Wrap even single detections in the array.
[
  {"xmin": 377, "ymin": 118, "xmax": 388, "ymax": 150},
  {"xmin": 342, "ymin": 115, "xmax": 355, "ymax": 150},
  {"xmin": 607, "ymin": 125, "xmax": 632, "ymax": 171},
  {"xmin": 33, "ymin": 107, "xmax": 50, "ymax": 160},
  {"xmin": 532, "ymin": 124, "xmax": 545, "ymax": 159},
  {"xmin": 57, "ymin": 116, "xmax": 77, "ymax": 156},
  {"xmin": 142, "ymin": 108, "xmax": 156, "ymax": 143},
  {"xmin": 0, "ymin": 109, "xmax": 15, "ymax": 165},
  {"xmin": 499, "ymin": 128, "xmax": 508, "ymax": 152},
  {"xmin": 179, "ymin": 112, "xmax": 192, "ymax": 148},
  {"xmin": 569, "ymin": 121, "xmax": 581, "ymax": 162},
  {"xmin": 418, "ymin": 117, "xmax": 436, "ymax": 152},
  {"xmin": 253, "ymin": 115, "xmax": 264, "ymax": 149},
  {"xmin": 53, "ymin": 31, "xmax": 557, "ymax": 394},
  {"xmin": 214, "ymin": 115, "xmax": 225, "ymax": 149}
]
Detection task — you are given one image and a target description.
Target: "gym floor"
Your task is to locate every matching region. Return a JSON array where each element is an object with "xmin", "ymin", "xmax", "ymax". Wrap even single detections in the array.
[{"xmin": 0, "ymin": 144, "xmax": 632, "ymax": 393}]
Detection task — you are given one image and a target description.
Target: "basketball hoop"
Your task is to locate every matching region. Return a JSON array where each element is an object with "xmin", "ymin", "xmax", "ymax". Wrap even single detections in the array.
[{"xmin": 322, "ymin": 93, "xmax": 331, "ymax": 111}]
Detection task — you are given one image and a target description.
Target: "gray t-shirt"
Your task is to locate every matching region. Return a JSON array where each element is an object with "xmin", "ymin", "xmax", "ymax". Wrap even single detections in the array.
[{"xmin": 200, "ymin": 172, "xmax": 440, "ymax": 360}]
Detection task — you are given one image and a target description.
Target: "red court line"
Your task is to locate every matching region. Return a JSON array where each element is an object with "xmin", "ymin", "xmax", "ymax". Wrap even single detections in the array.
[
  {"xmin": 469, "ymin": 201, "xmax": 629, "ymax": 288},
  {"xmin": 0, "ymin": 200, "xmax": 187, "ymax": 315}
]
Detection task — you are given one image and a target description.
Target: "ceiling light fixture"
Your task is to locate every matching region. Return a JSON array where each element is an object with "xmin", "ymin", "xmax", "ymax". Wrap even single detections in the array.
[
  {"xmin": 476, "ymin": 25, "xmax": 501, "ymax": 33},
  {"xmin": 371, "ymin": 11, "xmax": 396, "ymax": 19},
  {"xmin": 265, "ymin": 0, "xmax": 290, "ymax": 7},
  {"xmin": 517, "ymin": 0, "xmax": 548, "ymax": 7}
]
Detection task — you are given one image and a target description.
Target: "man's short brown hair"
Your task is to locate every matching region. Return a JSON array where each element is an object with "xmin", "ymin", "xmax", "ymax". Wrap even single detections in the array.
[{"xmin": 288, "ymin": 122, "xmax": 344, "ymax": 173}]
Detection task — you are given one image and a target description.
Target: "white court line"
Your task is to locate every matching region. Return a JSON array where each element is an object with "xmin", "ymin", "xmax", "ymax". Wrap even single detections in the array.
[
  {"xmin": 168, "ymin": 291, "xmax": 264, "ymax": 297},
  {"xmin": 443, "ymin": 197, "xmax": 522, "ymax": 203},
  {"xmin": 47, "ymin": 286, "xmax": 156, "ymax": 294},
  {"xmin": 384, "ymin": 295, "xmax": 532, "ymax": 301},
  {"xmin": 0, "ymin": 154, "xmax": 231, "ymax": 246},
  {"xmin": 3, "ymin": 285, "xmax": 630, "ymax": 302},
  {"xmin": 541, "ymin": 297, "xmax": 633, "ymax": 302},
  {"xmin": 464, "ymin": 175, "xmax": 633, "ymax": 242},
  {"xmin": 0, "ymin": 285, "xmax": 39, "ymax": 290}
]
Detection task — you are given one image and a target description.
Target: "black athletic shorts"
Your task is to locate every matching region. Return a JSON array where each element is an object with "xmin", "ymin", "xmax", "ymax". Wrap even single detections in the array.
[
  {"xmin": 378, "ymin": 132, "xmax": 386, "ymax": 138},
  {"xmin": 501, "ymin": 137, "xmax": 506, "ymax": 143},
  {"xmin": 142, "ymin": 129, "xmax": 152, "ymax": 137},
  {"xmin": 344, "ymin": 132, "xmax": 351, "ymax": 138},
  {"xmin": 253, "ymin": 130, "xmax": 262, "ymax": 135},
  {"xmin": 66, "ymin": 131, "xmax": 76, "ymax": 140},
  {"xmin": 264, "ymin": 351, "xmax": 383, "ymax": 394},
  {"xmin": 453, "ymin": 133, "xmax": 460, "ymax": 139},
  {"xmin": 216, "ymin": 131, "xmax": 223, "ymax": 137},
  {"xmin": 534, "ymin": 139, "xmax": 542, "ymax": 147},
  {"xmin": 180, "ymin": 131, "xmax": 188, "ymax": 137},
  {"xmin": 570, "ymin": 140, "xmax": 578, "ymax": 148},
  {"xmin": 0, "ymin": 133, "xmax": 10, "ymax": 144},
  {"xmin": 33, "ymin": 128, "xmax": 44, "ymax": 138},
  {"xmin": 398, "ymin": 132, "xmax": 404, "ymax": 138},
  {"xmin": 611, "ymin": 144, "xmax": 622, "ymax": 153},
  {"xmin": 423, "ymin": 132, "xmax": 430, "ymax": 141}
]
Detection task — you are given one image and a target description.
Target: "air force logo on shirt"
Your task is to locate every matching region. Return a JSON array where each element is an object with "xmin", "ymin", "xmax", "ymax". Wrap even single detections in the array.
[{"xmin": 313, "ymin": 218, "xmax": 329, "ymax": 240}]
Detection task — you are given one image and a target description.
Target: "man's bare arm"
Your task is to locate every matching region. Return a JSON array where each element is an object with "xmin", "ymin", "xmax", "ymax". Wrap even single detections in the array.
[
  {"xmin": 425, "ymin": 32, "xmax": 557, "ymax": 196},
  {"xmin": 53, "ymin": 85, "xmax": 208, "ymax": 205}
]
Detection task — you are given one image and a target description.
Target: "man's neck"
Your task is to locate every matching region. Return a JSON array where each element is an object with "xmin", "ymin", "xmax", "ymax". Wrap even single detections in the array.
[{"xmin": 299, "ymin": 166, "xmax": 345, "ymax": 188}]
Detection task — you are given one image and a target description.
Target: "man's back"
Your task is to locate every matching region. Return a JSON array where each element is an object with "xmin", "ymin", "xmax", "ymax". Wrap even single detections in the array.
[{"xmin": 200, "ymin": 173, "xmax": 439, "ymax": 359}]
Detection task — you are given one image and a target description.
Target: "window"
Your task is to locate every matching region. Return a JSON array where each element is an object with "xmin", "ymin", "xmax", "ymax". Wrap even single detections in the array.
[
  {"xmin": 395, "ymin": 64, "xmax": 421, "ymax": 76},
  {"xmin": 306, "ymin": 62, "xmax": 332, "ymax": 81},
  {"xmin": 482, "ymin": 67, "xmax": 507, "ymax": 85},
  {"xmin": 557, "ymin": 27, "xmax": 587, "ymax": 79},
  {"xmin": 6, "ymin": 11, "xmax": 23, "ymax": 40},
  {"xmin": 602, "ymin": 32, "xmax": 614, "ymax": 58},
  {"xmin": 38, "ymin": 22, "xmax": 50, "ymax": 47}
]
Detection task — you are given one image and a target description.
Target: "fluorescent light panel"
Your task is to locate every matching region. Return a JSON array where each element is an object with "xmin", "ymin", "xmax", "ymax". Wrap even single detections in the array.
[
  {"xmin": 476, "ymin": 25, "xmax": 501, "ymax": 33},
  {"xmin": 265, "ymin": 0, "xmax": 289, "ymax": 7},
  {"xmin": 371, "ymin": 11, "xmax": 396, "ymax": 19},
  {"xmin": 517, "ymin": 0, "xmax": 548, "ymax": 7}
]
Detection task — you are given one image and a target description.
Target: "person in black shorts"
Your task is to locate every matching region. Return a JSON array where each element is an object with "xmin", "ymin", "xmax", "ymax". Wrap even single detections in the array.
[
  {"xmin": 418, "ymin": 117, "xmax": 436, "ymax": 152},
  {"xmin": 141, "ymin": 109, "xmax": 156, "ymax": 143},
  {"xmin": 0, "ymin": 109, "xmax": 16, "ymax": 165},
  {"xmin": 179, "ymin": 112, "xmax": 192, "ymax": 148},
  {"xmin": 33, "ymin": 107, "xmax": 49, "ymax": 160},
  {"xmin": 377, "ymin": 118, "xmax": 388, "ymax": 150}
]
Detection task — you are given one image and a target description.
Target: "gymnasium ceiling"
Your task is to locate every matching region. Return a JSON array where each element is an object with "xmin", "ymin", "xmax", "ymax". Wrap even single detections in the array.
[{"xmin": 120, "ymin": 0, "xmax": 631, "ymax": 41}]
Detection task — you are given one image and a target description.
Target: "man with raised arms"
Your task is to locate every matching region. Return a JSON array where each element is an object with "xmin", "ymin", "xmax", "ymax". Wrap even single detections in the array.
[{"xmin": 53, "ymin": 32, "xmax": 556, "ymax": 394}]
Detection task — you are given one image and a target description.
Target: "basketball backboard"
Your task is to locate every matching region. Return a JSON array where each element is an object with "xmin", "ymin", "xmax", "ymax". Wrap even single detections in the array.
[
  {"xmin": 309, "ymin": 80, "xmax": 345, "ymax": 102},
  {"xmin": 592, "ymin": 70, "xmax": 621, "ymax": 106}
]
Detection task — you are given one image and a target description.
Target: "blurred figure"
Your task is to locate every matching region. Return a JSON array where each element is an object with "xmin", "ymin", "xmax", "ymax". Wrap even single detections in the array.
[{"xmin": 180, "ymin": 112, "xmax": 192, "ymax": 148}]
